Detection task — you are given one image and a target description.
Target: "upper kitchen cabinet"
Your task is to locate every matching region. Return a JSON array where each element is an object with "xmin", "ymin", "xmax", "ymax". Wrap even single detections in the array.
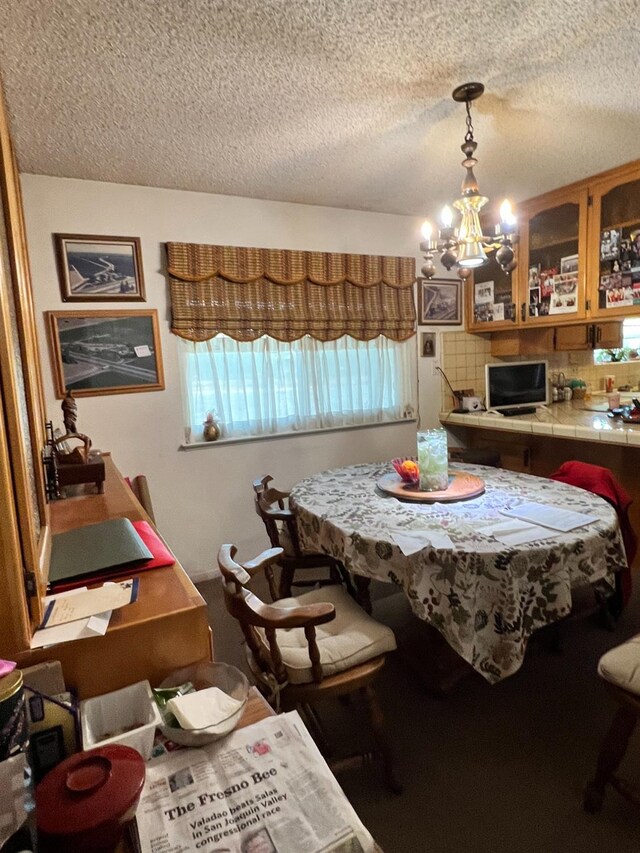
[
  {"xmin": 587, "ymin": 161, "xmax": 640, "ymax": 320},
  {"xmin": 516, "ymin": 186, "xmax": 589, "ymax": 326},
  {"xmin": 465, "ymin": 248, "xmax": 518, "ymax": 332}
]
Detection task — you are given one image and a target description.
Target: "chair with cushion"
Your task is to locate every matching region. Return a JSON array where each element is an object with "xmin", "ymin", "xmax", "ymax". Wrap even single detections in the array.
[
  {"xmin": 584, "ymin": 635, "xmax": 640, "ymax": 812},
  {"xmin": 551, "ymin": 461, "xmax": 636, "ymax": 620},
  {"xmin": 253, "ymin": 474, "xmax": 354, "ymax": 599},
  {"xmin": 218, "ymin": 543, "xmax": 401, "ymax": 793}
]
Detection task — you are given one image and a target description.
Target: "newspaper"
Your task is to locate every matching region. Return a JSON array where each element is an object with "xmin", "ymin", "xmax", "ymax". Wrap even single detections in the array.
[{"xmin": 133, "ymin": 711, "xmax": 375, "ymax": 853}]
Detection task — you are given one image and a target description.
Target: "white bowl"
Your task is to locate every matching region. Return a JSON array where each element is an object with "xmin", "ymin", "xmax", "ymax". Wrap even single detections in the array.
[
  {"xmin": 155, "ymin": 662, "xmax": 249, "ymax": 746},
  {"xmin": 80, "ymin": 679, "xmax": 162, "ymax": 760}
]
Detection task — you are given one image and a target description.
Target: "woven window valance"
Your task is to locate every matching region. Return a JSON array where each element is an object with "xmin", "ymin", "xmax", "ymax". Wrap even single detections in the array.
[{"xmin": 166, "ymin": 242, "xmax": 416, "ymax": 343}]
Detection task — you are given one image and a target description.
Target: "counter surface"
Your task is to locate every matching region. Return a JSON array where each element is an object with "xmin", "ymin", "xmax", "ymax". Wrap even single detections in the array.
[{"xmin": 440, "ymin": 397, "xmax": 640, "ymax": 446}]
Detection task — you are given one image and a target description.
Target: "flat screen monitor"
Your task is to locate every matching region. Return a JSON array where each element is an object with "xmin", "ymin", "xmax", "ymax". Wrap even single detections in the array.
[{"xmin": 485, "ymin": 360, "xmax": 548, "ymax": 414}]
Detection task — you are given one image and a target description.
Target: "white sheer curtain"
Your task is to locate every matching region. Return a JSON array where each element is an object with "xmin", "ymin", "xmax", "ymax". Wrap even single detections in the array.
[{"xmin": 179, "ymin": 334, "xmax": 417, "ymax": 440}]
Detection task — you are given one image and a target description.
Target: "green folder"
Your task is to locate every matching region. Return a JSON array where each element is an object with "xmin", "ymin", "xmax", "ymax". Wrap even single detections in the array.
[{"xmin": 49, "ymin": 518, "xmax": 153, "ymax": 584}]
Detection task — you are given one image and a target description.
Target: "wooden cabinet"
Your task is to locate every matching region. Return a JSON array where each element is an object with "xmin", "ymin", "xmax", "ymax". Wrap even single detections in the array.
[
  {"xmin": 0, "ymin": 84, "xmax": 212, "ymax": 698},
  {"xmin": 14, "ymin": 457, "xmax": 213, "ymax": 699},
  {"xmin": 517, "ymin": 186, "xmax": 589, "ymax": 325},
  {"xmin": 465, "ymin": 250, "xmax": 519, "ymax": 332},
  {"xmin": 0, "ymin": 83, "xmax": 50, "ymax": 653},
  {"xmin": 587, "ymin": 161, "xmax": 640, "ymax": 319},
  {"xmin": 465, "ymin": 159, "xmax": 640, "ymax": 339},
  {"xmin": 554, "ymin": 321, "xmax": 623, "ymax": 351},
  {"xmin": 490, "ymin": 327, "xmax": 554, "ymax": 357}
]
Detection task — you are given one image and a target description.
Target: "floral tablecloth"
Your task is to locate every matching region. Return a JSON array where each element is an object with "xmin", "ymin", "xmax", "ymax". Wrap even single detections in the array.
[{"xmin": 289, "ymin": 462, "xmax": 627, "ymax": 683}]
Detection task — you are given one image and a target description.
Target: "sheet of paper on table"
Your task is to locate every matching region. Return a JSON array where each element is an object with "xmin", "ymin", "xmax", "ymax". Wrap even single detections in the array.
[
  {"xmin": 389, "ymin": 528, "xmax": 454, "ymax": 556},
  {"xmin": 501, "ymin": 501, "xmax": 598, "ymax": 532},
  {"xmin": 477, "ymin": 518, "xmax": 559, "ymax": 547}
]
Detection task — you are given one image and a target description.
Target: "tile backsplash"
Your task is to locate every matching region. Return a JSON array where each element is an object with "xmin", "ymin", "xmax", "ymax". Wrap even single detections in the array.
[{"xmin": 440, "ymin": 331, "xmax": 640, "ymax": 411}]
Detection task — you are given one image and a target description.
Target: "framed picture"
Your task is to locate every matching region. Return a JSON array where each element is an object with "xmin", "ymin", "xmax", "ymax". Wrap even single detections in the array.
[
  {"xmin": 417, "ymin": 278, "xmax": 461, "ymax": 325},
  {"xmin": 46, "ymin": 310, "xmax": 164, "ymax": 398},
  {"xmin": 54, "ymin": 234, "xmax": 146, "ymax": 301},
  {"xmin": 420, "ymin": 332, "xmax": 436, "ymax": 357}
]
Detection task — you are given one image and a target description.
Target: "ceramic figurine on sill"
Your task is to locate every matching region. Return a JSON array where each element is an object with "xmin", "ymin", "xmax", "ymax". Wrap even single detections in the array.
[{"xmin": 203, "ymin": 412, "xmax": 220, "ymax": 442}]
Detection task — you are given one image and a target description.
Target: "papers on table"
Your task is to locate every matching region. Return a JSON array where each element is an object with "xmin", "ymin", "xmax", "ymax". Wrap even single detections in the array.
[
  {"xmin": 476, "ymin": 518, "xmax": 559, "ymax": 547},
  {"xmin": 389, "ymin": 528, "xmax": 454, "ymax": 556},
  {"xmin": 500, "ymin": 501, "xmax": 598, "ymax": 532}
]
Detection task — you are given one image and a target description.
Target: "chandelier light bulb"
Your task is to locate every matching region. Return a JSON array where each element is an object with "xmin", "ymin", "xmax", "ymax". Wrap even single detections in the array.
[
  {"xmin": 500, "ymin": 199, "xmax": 516, "ymax": 226},
  {"xmin": 420, "ymin": 220, "xmax": 433, "ymax": 241},
  {"xmin": 440, "ymin": 205, "xmax": 453, "ymax": 229}
]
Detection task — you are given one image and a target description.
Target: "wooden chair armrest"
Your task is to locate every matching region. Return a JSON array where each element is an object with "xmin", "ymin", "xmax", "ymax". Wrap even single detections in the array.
[
  {"xmin": 243, "ymin": 589, "xmax": 335, "ymax": 629},
  {"xmin": 219, "ymin": 544, "xmax": 283, "ymax": 585}
]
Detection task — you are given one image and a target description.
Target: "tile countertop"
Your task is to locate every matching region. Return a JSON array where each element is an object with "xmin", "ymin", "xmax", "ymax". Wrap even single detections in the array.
[{"xmin": 439, "ymin": 398, "xmax": 640, "ymax": 447}]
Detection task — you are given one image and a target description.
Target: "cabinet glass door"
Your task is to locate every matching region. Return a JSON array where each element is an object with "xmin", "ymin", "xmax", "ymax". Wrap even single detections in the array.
[
  {"xmin": 521, "ymin": 192, "xmax": 587, "ymax": 324},
  {"xmin": 465, "ymin": 251, "xmax": 517, "ymax": 331},
  {"xmin": 589, "ymin": 169, "xmax": 640, "ymax": 318}
]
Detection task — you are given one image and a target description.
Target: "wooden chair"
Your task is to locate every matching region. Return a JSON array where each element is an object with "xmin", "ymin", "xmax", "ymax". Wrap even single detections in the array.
[
  {"xmin": 218, "ymin": 543, "xmax": 401, "ymax": 793},
  {"xmin": 584, "ymin": 634, "xmax": 640, "ymax": 812},
  {"xmin": 252, "ymin": 474, "xmax": 354, "ymax": 599},
  {"xmin": 126, "ymin": 474, "xmax": 155, "ymax": 523}
]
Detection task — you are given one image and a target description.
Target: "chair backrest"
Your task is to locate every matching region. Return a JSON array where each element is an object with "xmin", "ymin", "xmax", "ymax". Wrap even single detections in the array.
[
  {"xmin": 127, "ymin": 474, "xmax": 156, "ymax": 523},
  {"xmin": 218, "ymin": 544, "xmax": 335, "ymax": 684},
  {"xmin": 252, "ymin": 474, "xmax": 303, "ymax": 556}
]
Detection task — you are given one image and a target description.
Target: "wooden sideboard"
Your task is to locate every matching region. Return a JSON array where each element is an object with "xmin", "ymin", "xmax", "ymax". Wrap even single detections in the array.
[{"xmin": 14, "ymin": 454, "xmax": 213, "ymax": 698}]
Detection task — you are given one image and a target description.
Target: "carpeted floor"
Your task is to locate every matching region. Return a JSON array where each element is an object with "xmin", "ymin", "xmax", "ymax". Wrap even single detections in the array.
[{"xmin": 197, "ymin": 576, "xmax": 640, "ymax": 852}]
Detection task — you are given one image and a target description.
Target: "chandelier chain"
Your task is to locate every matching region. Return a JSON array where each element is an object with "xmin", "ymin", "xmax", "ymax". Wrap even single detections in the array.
[{"xmin": 464, "ymin": 100, "xmax": 474, "ymax": 143}]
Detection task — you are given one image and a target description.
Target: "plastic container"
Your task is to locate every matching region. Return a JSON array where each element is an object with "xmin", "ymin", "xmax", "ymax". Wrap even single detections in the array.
[
  {"xmin": 36, "ymin": 744, "xmax": 145, "ymax": 853},
  {"xmin": 155, "ymin": 662, "xmax": 249, "ymax": 746},
  {"xmin": 0, "ymin": 669, "xmax": 27, "ymax": 761},
  {"xmin": 80, "ymin": 680, "xmax": 161, "ymax": 760}
]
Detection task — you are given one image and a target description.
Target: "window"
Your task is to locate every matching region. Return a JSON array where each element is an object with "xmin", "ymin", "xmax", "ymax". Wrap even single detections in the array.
[
  {"xmin": 180, "ymin": 334, "xmax": 416, "ymax": 441},
  {"xmin": 594, "ymin": 317, "xmax": 640, "ymax": 363}
]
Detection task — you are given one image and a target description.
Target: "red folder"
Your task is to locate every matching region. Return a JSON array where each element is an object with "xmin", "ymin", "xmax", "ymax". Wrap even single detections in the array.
[{"xmin": 49, "ymin": 520, "xmax": 176, "ymax": 592}]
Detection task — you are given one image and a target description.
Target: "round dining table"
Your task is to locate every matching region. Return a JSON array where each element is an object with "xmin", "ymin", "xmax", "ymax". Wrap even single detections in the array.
[{"xmin": 289, "ymin": 461, "xmax": 627, "ymax": 683}]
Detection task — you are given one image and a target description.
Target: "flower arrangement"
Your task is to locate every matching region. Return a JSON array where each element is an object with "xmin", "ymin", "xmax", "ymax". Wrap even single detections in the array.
[{"xmin": 392, "ymin": 457, "xmax": 419, "ymax": 484}]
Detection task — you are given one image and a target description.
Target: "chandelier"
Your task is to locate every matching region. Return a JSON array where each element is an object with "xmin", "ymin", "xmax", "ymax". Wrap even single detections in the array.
[{"xmin": 420, "ymin": 82, "xmax": 517, "ymax": 281}]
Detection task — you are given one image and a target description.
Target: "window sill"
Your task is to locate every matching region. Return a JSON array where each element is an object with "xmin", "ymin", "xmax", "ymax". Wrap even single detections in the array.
[{"xmin": 179, "ymin": 417, "xmax": 418, "ymax": 450}]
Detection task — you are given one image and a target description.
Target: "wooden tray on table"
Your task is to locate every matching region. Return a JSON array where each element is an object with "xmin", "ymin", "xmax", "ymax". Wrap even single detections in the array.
[{"xmin": 376, "ymin": 471, "xmax": 485, "ymax": 503}]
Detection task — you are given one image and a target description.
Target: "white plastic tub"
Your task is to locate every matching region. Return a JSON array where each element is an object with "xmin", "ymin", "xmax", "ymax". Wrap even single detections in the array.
[{"xmin": 80, "ymin": 679, "xmax": 161, "ymax": 760}]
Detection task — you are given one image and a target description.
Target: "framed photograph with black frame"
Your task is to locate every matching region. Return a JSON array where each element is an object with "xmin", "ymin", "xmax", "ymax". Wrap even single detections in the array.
[
  {"xmin": 417, "ymin": 277, "xmax": 462, "ymax": 325},
  {"xmin": 46, "ymin": 309, "xmax": 164, "ymax": 398},
  {"xmin": 54, "ymin": 234, "xmax": 146, "ymax": 301}
]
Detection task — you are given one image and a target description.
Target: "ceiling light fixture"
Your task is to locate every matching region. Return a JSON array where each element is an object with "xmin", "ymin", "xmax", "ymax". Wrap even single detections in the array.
[{"xmin": 420, "ymin": 82, "xmax": 517, "ymax": 282}]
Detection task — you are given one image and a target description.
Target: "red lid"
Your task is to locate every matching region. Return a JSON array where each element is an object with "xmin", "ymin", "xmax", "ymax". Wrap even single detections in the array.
[{"xmin": 36, "ymin": 744, "xmax": 146, "ymax": 835}]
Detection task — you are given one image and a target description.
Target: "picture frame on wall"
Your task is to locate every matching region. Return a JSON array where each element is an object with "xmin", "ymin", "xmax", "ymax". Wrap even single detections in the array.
[
  {"xmin": 54, "ymin": 234, "xmax": 146, "ymax": 301},
  {"xmin": 417, "ymin": 278, "xmax": 461, "ymax": 325},
  {"xmin": 46, "ymin": 309, "xmax": 164, "ymax": 398},
  {"xmin": 420, "ymin": 332, "xmax": 436, "ymax": 357}
]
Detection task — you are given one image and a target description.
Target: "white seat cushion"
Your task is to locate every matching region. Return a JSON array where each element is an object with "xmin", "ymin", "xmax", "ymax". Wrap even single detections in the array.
[
  {"xmin": 256, "ymin": 585, "xmax": 396, "ymax": 685},
  {"xmin": 598, "ymin": 634, "xmax": 640, "ymax": 695}
]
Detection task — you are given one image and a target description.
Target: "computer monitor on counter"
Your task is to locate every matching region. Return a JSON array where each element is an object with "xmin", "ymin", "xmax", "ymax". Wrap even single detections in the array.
[{"xmin": 485, "ymin": 360, "xmax": 549, "ymax": 416}]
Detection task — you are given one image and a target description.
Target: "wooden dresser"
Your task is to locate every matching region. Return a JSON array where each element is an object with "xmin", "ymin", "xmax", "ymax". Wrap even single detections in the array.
[{"xmin": 14, "ymin": 454, "xmax": 213, "ymax": 698}]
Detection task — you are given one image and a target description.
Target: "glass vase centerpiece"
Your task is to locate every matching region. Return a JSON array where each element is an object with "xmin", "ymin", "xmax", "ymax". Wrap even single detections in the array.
[{"xmin": 417, "ymin": 429, "xmax": 449, "ymax": 491}]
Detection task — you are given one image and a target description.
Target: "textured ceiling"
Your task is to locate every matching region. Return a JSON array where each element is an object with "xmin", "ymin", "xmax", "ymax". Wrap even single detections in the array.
[{"xmin": 0, "ymin": 0, "xmax": 638, "ymax": 216}]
